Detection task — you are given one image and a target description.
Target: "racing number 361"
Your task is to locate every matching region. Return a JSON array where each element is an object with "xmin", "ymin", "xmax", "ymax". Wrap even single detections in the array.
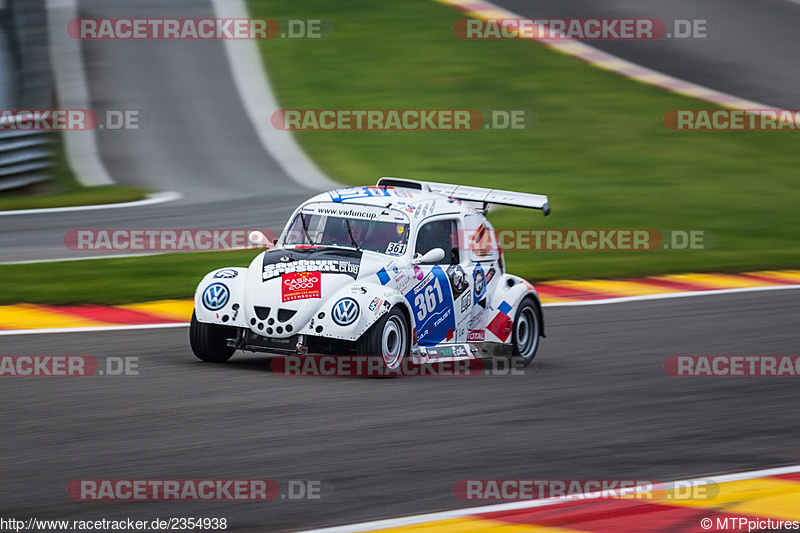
[{"xmin": 415, "ymin": 279, "xmax": 445, "ymax": 321}]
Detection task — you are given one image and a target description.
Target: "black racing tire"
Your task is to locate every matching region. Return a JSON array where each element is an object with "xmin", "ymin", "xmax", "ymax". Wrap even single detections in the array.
[
  {"xmin": 189, "ymin": 311, "xmax": 236, "ymax": 363},
  {"xmin": 356, "ymin": 307, "xmax": 410, "ymax": 375},
  {"xmin": 512, "ymin": 296, "xmax": 541, "ymax": 366}
]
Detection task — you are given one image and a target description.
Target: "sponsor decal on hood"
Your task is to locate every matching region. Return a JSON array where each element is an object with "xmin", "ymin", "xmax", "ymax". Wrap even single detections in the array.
[
  {"xmin": 262, "ymin": 248, "xmax": 362, "ymax": 281},
  {"xmin": 281, "ymin": 271, "xmax": 321, "ymax": 302}
]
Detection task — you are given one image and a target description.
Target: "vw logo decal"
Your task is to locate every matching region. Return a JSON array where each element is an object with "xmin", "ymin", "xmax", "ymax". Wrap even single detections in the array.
[
  {"xmin": 202, "ymin": 283, "xmax": 230, "ymax": 311},
  {"xmin": 332, "ymin": 297, "xmax": 360, "ymax": 326}
]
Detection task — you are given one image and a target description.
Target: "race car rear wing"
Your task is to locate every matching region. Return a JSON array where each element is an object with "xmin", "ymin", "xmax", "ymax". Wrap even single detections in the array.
[{"xmin": 377, "ymin": 177, "xmax": 551, "ymax": 216}]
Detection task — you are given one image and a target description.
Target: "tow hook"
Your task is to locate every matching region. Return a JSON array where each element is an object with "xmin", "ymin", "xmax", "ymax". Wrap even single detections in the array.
[
  {"xmin": 233, "ymin": 328, "xmax": 247, "ymax": 349},
  {"xmin": 296, "ymin": 335, "xmax": 308, "ymax": 355}
]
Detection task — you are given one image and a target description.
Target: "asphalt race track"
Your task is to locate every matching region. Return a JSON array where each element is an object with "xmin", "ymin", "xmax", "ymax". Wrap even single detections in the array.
[
  {"xmin": 2, "ymin": 290, "xmax": 799, "ymax": 531},
  {"xmin": 493, "ymin": 0, "xmax": 800, "ymax": 109},
  {"xmin": 0, "ymin": 0, "xmax": 321, "ymax": 263},
  {"xmin": 79, "ymin": 0, "xmax": 318, "ymax": 201},
  {"xmin": 6, "ymin": 0, "xmax": 800, "ymax": 261},
  {"xmin": 0, "ymin": 194, "xmax": 308, "ymax": 263},
  {"xmin": 3, "ymin": 1, "xmax": 799, "ymax": 531}
]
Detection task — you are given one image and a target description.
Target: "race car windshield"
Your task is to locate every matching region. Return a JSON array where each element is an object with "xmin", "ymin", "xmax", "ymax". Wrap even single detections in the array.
[{"xmin": 284, "ymin": 213, "xmax": 410, "ymax": 255}]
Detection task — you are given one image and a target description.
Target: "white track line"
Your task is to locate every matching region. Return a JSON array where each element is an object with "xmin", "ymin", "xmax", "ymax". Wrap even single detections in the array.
[
  {"xmin": 436, "ymin": 0, "xmax": 776, "ymax": 113},
  {"xmin": 45, "ymin": 0, "xmax": 114, "ymax": 186},
  {"xmin": 0, "ymin": 322, "xmax": 188, "ymax": 336},
  {"xmin": 210, "ymin": 0, "xmax": 338, "ymax": 191},
  {"xmin": 0, "ymin": 191, "xmax": 182, "ymax": 216},
  {"xmin": 298, "ymin": 465, "xmax": 800, "ymax": 533},
  {"xmin": 541, "ymin": 284, "xmax": 800, "ymax": 307},
  {"xmin": 2, "ymin": 282, "xmax": 799, "ymax": 336}
]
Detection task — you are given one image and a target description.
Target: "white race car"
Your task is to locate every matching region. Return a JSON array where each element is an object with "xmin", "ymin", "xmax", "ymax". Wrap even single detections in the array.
[{"xmin": 190, "ymin": 177, "xmax": 550, "ymax": 371}]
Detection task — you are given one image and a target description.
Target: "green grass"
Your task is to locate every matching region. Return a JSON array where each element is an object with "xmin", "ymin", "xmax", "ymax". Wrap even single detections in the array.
[
  {"xmin": 0, "ymin": 251, "xmax": 259, "ymax": 306},
  {"xmin": 246, "ymin": 0, "xmax": 800, "ymax": 280},
  {"xmin": 0, "ymin": 185, "xmax": 149, "ymax": 211},
  {"xmin": 3, "ymin": 0, "xmax": 800, "ymax": 306},
  {"xmin": 0, "ymin": 132, "xmax": 149, "ymax": 211}
]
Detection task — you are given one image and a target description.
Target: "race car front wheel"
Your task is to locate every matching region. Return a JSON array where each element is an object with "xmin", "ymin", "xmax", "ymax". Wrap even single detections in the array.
[
  {"xmin": 512, "ymin": 297, "xmax": 541, "ymax": 366},
  {"xmin": 356, "ymin": 307, "xmax": 409, "ymax": 373},
  {"xmin": 190, "ymin": 311, "xmax": 236, "ymax": 363}
]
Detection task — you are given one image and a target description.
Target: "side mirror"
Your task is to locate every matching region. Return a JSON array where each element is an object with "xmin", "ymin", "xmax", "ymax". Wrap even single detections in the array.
[
  {"xmin": 413, "ymin": 247, "xmax": 445, "ymax": 264},
  {"xmin": 249, "ymin": 230, "xmax": 271, "ymax": 247}
]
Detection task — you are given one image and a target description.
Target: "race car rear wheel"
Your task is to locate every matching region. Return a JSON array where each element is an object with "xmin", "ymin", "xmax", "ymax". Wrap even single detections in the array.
[
  {"xmin": 190, "ymin": 311, "xmax": 236, "ymax": 363},
  {"xmin": 356, "ymin": 307, "xmax": 409, "ymax": 372},
  {"xmin": 512, "ymin": 297, "xmax": 540, "ymax": 366}
]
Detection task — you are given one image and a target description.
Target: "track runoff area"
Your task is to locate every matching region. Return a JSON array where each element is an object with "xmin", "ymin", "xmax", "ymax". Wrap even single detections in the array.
[
  {"xmin": 1, "ymin": 269, "xmax": 799, "ymax": 335},
  {"xmin": 297, "ymin": 466, "xmax": 800, "ymax": 533}
]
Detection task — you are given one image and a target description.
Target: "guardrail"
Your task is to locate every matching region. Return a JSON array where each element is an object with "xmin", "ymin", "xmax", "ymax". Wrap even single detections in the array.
[
  {"xmin": 0, "ymin": 114, "xmax": 54, "ymax": 190},
  {"xmin": 0, "ymin": 0, "xmax": 56, "ymax": 191}
]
